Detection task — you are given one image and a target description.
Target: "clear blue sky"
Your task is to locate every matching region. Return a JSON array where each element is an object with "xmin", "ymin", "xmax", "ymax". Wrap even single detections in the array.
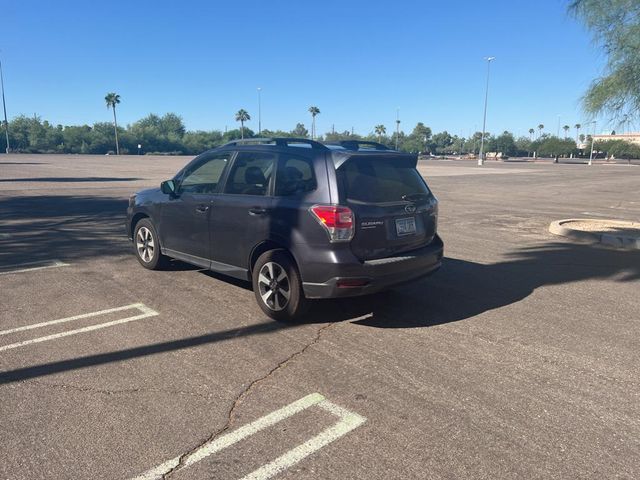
[{"xmin": 2, "ymin": 0, "xmax": 607, "ymax": 138}]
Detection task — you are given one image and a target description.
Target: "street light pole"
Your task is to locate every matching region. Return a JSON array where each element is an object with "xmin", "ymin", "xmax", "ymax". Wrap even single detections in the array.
[
  {"xmin": 0, "ymin": 57, "xmax": 10, "ymax": 154},
  {"xmin": 478, "ymin": 56, "xmax": 495, "ymax": 166},
  {"xmin": 395, "ymin": 108, "xmax": 400, "ymax": 150},
  {"xmin": 588, "ymin": 120, "xmax": 596, "ymax": 166},
  {"xmin": 257, "ymin": 87, "xmax": 262, "ymax": 136}
]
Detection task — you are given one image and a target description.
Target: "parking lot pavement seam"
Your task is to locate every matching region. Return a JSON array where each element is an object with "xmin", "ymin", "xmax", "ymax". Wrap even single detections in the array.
[
  {"xmin": 162, "ymin": 322, "xmax": 336, "ymax": 480},
  {"xmin": 25, "ymin": 379, "xmax": 215, "ymax": 401}
]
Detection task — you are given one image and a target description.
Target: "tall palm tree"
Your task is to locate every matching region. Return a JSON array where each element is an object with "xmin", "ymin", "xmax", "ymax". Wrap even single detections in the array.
[
  {"xmin": 537, "ymin": 124, "xmax": 544, "ymax": 139},
  {"xmin": 574, "ymin": 123, "xmax": 581, "ymax": 142},
  {"xmin": 374, "ymin": 124, "xmax": 386, "ymax": 143},
  {"xmin": 563, "ymin": 125, "xmax": 570, "ymax": 139},
  {"xmin": 528, "ymin": 128, "xmax": 535, "ymax": 141},
  {"xmin": 235, "ymin": 109, "xmax": 250, "ymax": 139},
  {"xmin": 104, "ymin": 92, "xmax": 121, "ymax": 155},
  {"xmin": 308, "ymin": 106, "xmax": 320, "ymax": 139}
]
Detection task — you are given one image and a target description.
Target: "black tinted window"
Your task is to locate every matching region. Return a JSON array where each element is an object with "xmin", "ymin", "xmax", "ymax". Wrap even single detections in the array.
[
  {"xmin": 338, "ymin": 157, "xmax": 430, "ymax": 203},
  {"xmin": 179, "ymin": 154, "xmax": 230, "ymax": 194},
  {"xmin": 224, "ymin": 152, "xmax": 275, "ymax": 196},
  {"xmin": 275, "ymin": 156, "xmax": 317, "ymax": 196}
]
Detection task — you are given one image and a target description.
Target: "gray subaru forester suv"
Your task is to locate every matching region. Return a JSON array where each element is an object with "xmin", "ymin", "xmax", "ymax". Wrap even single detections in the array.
[{"xmin": 126, "ymin": 138, "xmax": 443, "ymax": 321}]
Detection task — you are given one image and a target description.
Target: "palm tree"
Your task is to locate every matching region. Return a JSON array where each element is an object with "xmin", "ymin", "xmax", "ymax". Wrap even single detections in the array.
[
  {"xmin": 537, "ymin": 124, "xmax": 544, "ymax": 139},
  {"xmin": 308, "ymin": 106, "xmax": 320, "ymax": 139},
  {"xmin": 563, "ymin": 125, "xmax": 570, "ymax": 139},
  {"xmin": 528, "ymin": 128, "xmax": 535, "ymax": 141},
  {"xmin": 104, "ymin": 92, "xmax": 121, "ymax": 155},
  {"xmin": 235, "ymin": 109, "xmax": 250, "ymax": 139},
  {"xmin": 374, "ymin": 124, "xmax": 386, "ymax": 143},
  {"xmin": 574, "ymin": 123, "xmax": 581, "ymax": 142}
]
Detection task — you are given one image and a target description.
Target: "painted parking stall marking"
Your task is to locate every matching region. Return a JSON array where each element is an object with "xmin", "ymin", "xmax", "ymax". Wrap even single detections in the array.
[
  {"xmin": 131, "ymin": 393, "xmax": 367, "ymax": 480},
  {"xmin": 0, "ymin": 259, "xmax": 69, "ymax": 275},
  {"xmin": 0, "ymin": 303, "xmax": 158, "ymax": 352}
]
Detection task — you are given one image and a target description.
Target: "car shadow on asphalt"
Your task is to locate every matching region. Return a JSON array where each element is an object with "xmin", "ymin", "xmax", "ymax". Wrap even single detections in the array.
[{"xmin": 303, "ymin": 242, "xmax": 640, "ymax": 328}]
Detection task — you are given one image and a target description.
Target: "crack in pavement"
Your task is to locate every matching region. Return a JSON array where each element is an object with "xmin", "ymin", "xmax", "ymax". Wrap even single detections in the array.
[{"xmin": 162, "ymin": 321, "xmax": 335, "ymax": 479}]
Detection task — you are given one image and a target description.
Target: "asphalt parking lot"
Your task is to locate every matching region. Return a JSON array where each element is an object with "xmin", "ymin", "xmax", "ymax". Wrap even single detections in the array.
[{"xmin": 1, "ymin": 154, "xmax": 639, "ymax": 479}]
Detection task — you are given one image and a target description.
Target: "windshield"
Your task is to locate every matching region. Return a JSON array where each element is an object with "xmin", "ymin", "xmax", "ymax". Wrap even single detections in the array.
[{"xmin": 337, "ymin": 157, "xmax": 430, "ymax": 204}]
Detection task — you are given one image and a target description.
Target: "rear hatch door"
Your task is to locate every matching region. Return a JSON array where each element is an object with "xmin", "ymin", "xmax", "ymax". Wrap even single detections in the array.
[{"xmin": 335, "ymin": 153, "xmax": 437, "ymax": 261}]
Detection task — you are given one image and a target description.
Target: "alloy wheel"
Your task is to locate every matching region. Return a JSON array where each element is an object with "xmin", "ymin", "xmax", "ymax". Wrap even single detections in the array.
[
  {"xmin": 257, "ymin": 262, "xmax": 291, "ymax": 311},
  {"xmin": 136, "ymin": 226, "xmax": 155, "ymax": 263}
]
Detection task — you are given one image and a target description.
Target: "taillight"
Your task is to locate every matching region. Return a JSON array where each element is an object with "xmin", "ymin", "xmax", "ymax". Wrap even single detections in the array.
[{"xmin": 309, "ymin": 205, "xmax": 354, "ymax": 242}]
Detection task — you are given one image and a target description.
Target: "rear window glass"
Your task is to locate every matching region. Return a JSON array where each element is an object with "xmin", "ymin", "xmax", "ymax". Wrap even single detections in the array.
[{"xmin": 337, "ymin": 157, "xmax": 430, "ymax": 203}]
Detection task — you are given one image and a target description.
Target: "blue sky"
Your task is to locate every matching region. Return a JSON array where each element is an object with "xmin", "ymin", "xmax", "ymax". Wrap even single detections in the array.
[{"xmin": 2, "ymin": 0, "xmax": 608, "ymax": 137}]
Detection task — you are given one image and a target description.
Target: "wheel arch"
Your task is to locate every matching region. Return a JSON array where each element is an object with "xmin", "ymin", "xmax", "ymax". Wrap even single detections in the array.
[
  {"xmin": 248, "ymin": 240, "xmax": 300, "ymax": 276},
  {"xmin": 130, "ymin": 212, "xmax": 150, "ymax": 238}
]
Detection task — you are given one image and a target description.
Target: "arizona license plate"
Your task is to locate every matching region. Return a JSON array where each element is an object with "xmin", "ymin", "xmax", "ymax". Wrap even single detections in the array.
[{"xmin": 395, "ymin": 217, "xmax": 416, "ymax": 236}]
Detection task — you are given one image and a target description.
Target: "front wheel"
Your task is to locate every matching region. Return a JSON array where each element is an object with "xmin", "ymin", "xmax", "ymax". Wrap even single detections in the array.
[
  {"xmin": 252, "ymin": 250, "xmax": 307, "ymax": 322},
  {"xmin": 133, "ymin": 218, "xmax": 167, "ymax": 270}
]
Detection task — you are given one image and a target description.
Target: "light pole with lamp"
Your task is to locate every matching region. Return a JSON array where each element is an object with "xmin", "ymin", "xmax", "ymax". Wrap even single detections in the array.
[
  {"xmin": 588, "ymin": 120, "xmax": 597, "ymax": 166},
  {"xmin": 478, "ymin": 56, "xmax": 495, "ymax": 166},
  {"xmin": 395, "ymin": 108, "xmax": 400, "ymax": 150},
  {"xmin": 257, "ymin": 87, "xmax": 262, "ymax": 136}
]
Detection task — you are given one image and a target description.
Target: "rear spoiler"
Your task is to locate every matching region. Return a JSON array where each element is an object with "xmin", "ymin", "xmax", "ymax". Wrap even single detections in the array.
[{"xmin": 330, "ymin": 151, "xmax": 418, "ymax": 169}]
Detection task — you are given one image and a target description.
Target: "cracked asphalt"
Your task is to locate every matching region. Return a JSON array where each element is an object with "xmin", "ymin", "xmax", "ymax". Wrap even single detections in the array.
[{"xmin": 1, "ymin": 155, "xmax": 639, "ymax": 479}]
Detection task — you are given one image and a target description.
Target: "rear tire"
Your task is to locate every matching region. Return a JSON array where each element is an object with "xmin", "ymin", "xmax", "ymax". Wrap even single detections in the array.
[
  {"xmin": 133, "ymin": 218, "xmax": 167, "ymax": 270},
  {"xmin": 252, "ymin": 250, "xmax": 307, "ymax": 322}
]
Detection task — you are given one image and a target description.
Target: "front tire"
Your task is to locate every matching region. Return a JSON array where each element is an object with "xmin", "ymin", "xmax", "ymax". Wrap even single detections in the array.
[
  {"xmin": 133, "ymin": 218, "xmax": 167, "ymax": 270},
  {"xmin": 252, "ymin": 250, "xmax": 307, "ymax": 322}
]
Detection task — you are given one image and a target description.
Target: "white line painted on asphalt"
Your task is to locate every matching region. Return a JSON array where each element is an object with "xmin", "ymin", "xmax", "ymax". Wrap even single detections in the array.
[
  {"xmin": 129, "ymin": 393, "xmax": 366, "ymax": 480},
  {"xmin": 240, "ymin": 400, "xmax": 366, "ymax": 480},
  {"xmin": 0, "ymin": 259, "xmax": 69, "ymax": 275},
  {"xmin": 0, "ymin": 304, "xmax": 158, "ymax": 352},
  {"xmin": 0, "ymin": 303, "xmax": 148, "ymax": 337}
]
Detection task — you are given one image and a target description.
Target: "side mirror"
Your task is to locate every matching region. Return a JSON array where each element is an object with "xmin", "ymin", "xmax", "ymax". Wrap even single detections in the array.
[{"xmin": 161, "ymin": 180, "xmax": 176, "ymax": 195}]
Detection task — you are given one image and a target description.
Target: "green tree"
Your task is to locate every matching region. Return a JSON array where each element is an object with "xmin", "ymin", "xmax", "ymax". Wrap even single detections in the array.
[
  {"xmin": 291, "ymin": 123, "xmax": 308, "ymax": 137},
  {"xmin": 235, "ymin": 109, "xmax": 250, "ymax": 139},
  {"xmin": 374, "ymin": 124, "xmax": 386, "ymax": 143},
  {"xmin": 537, "ymin": 124, "xmax": 544, "ymax": 138},
  {"xmin": 563, "ymin": 125, "xmax": 570, "ymax": 138},
  {"xmin": 574, "ymin": 123, "xmax": 581, "ymax": 141},
  {"xmin": 570, "ymin": 0, "xmax": 640, "ymax": 118},
  {"xmin": 104, "ymin": 93, "xmax": 121, "ymax": 155},
  {"xmin": 535, "ymin": 136, "xmax": 578, "ymax": 157},
  {"xmin": 308, "ymin": 106, "xmax": 320, "ymax": 139},
  {"xmin": 528, "ymin": 128, "xmax": 535, "ymax": 140}
]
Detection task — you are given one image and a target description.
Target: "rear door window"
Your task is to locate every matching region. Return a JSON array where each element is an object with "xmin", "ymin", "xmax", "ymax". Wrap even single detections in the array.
[
  {"xmin": 337, "ymin": 157, "xmax": 430, "ymax": 203},
  {"xmin": 275, "ymin": 155, "xmax": 317, "ymax": 196},
  {"xmin": 224, "ymin": 152, "xmax": 276, "ymax": 196}
]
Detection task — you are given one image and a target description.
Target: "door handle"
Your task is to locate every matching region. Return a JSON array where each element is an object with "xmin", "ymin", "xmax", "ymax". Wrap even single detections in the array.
[
  {"xmin": 195, "ymin": 204, "xmax": 210, "ymax": 214},
  {"xmin": 248, "ymin": 207, "xmax": 267, "ymax": 216}
]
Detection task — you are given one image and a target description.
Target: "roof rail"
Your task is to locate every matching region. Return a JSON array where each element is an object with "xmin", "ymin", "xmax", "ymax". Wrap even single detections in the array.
[
  {"xmin": 223, "ymin": 137, "xmax": 328, "ymax": 150},
  {"xmin": 329, "ymin": 140, "xmax": 391, "ymax": 151}
]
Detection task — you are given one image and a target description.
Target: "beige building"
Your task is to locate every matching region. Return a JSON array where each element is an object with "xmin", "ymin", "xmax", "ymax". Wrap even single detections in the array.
[{"xmin": 592, "ymin": 132, "xmax": 640, "ymax": 145}]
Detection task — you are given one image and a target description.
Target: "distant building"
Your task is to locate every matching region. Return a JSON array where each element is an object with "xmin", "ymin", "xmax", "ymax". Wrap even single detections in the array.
[
  {"xmin": 577, "ymin": 132, "xmax": 640, "ymax": 150},
  {"xmin": 592, "ymin": 132, "xmax": 640, "ymax": 145}
]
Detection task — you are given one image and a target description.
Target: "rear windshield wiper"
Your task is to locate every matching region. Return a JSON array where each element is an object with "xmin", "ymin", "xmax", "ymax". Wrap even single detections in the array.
[{"xmin": 402, "ymin": 193, "xmax": 429, "ymax": 202}]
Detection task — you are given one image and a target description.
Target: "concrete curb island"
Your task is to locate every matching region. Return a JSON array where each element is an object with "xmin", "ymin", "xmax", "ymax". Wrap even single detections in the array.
[{"xmin": 549, "ymin": 219, "xmax": 640, "ymax": 250}]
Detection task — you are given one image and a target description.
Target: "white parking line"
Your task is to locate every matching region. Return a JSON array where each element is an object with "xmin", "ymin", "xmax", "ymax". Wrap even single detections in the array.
[
  {"xmin": 130, "ymin": 393, "xmax": 366, "ymax": 480},
  {"xmin": 0, "ymin": 304, "xmax": 158, "ymax": 352},
  {"xmin": 0, "ymin": 303, "xmax": 148, "ymax": 337},
  {"xmin": 0, "ymin": 259, "xmax": 69, "ymax": 275}
]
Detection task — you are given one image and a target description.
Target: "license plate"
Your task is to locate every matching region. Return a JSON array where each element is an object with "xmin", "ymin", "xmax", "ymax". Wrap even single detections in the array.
[{"xmin": 395, "ymin": 217, "xmax": 416, "ymax": 236}]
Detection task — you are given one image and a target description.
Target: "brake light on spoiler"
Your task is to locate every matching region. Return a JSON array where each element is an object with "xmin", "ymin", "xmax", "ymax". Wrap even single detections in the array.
[{"xmin": 309, "ymin": 205, "xmax": 355, "ymax": 242}]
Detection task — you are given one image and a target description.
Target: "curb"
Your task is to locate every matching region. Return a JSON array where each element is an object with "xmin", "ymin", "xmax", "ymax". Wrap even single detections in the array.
[{"xmin": 549, "ymin": 219, "xmax": 640, "ymax": 250}]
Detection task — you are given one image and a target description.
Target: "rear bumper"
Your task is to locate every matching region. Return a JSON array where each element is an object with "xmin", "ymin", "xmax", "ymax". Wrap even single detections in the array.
[{"xmin": 301, "ymin": 234, "xmax": 443, "ymax": 299}]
